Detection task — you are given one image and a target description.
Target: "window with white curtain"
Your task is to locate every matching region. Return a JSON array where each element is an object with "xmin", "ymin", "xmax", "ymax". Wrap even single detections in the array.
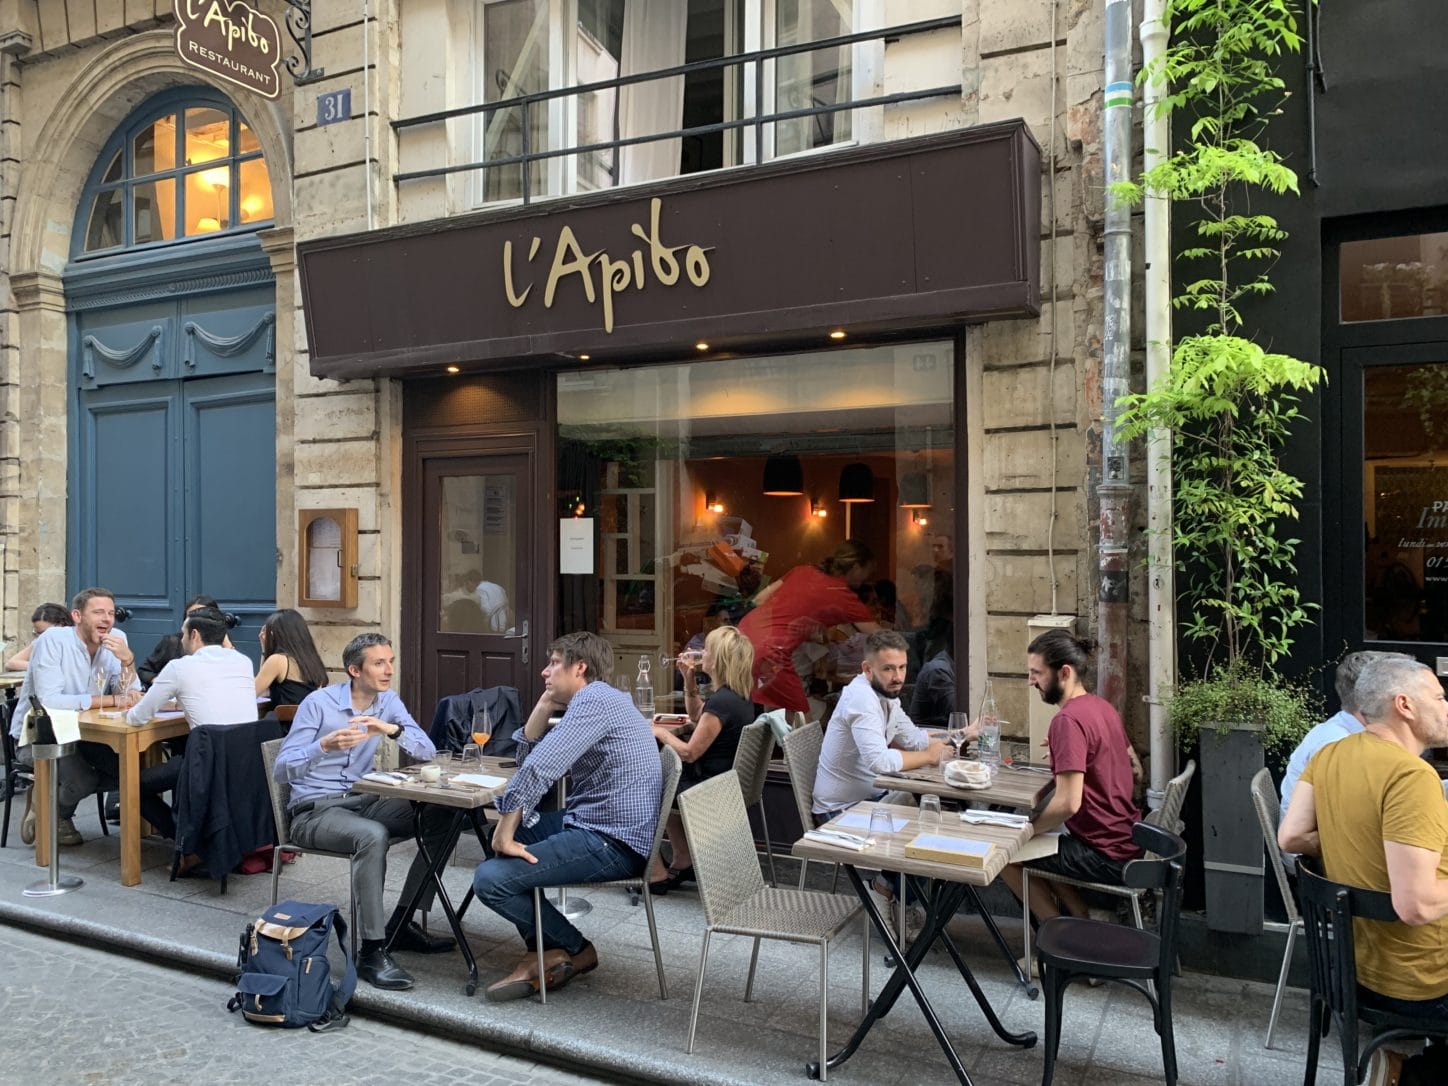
[{"xmin": 471, "ymin": 0, "xmax": 864, "ymax": 204}]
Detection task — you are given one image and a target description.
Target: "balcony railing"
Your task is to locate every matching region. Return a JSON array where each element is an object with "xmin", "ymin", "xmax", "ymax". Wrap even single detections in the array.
[{"xmin": 392, "ymin": 15, "xmax": 962, "ymax": 202}]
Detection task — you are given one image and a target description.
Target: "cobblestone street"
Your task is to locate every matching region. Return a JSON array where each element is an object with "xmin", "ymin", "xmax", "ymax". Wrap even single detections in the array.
[{"xmin": 0, "ymin": 925, "xmax": 612, "ymax": 1086}]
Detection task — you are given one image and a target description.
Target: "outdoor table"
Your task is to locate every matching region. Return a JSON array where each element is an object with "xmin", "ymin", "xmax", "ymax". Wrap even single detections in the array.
[
  {"xmin": 874, "ymin": 762, "xmax": 1055, "ymax": 814},
  {"xmin": 873, "ymin": 762, "xmax": 1055, "ymax": 995},
  {"xmin": 791, "ymin": 801, "xmax": 1041, "ymax": 1084},
  {"xmin": 0, "ymin": 671, "xmax": 27, "ymax": 688},
  {"xmin": 32, "ymin": 709, "xmax": 190, "ymax": 886},
  {"xmin": 353, "ymin": 755, "xmax": 515, "ymax": 996}
]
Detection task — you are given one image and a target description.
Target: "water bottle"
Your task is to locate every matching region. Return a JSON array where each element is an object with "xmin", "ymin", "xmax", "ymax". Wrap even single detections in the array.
[
  {"xmin": 978, "ymin": 678, "xmax": 1001, "ymax": 766},
  {"xmin": 634, "ymin": 655, "xmax": 654, "ymax": 717}
]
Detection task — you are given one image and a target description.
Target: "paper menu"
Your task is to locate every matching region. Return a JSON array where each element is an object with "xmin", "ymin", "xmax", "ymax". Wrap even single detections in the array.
[{"xmin": 835, "ymin": 810, "xmax": 909, "ymax": 833}]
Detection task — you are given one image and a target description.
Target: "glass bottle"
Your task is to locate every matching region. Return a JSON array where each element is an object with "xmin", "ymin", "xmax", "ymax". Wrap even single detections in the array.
[
  {"xmin": 634, "ymin": 655, "xmax": 655, "ymax": 717},
  {"xmin": 978, "ymin": 677, "xmax": 1001, "ymax": 766}
]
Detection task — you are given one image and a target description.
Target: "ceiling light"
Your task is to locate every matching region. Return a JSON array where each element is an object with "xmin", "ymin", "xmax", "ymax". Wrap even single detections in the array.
[
  {"xmin": 898, "ymin": 471, "xmax": 932, "ymax": 509},
  {"xmin": 446, "ymin": 365, "xmax": 460, "ymax": 374},
  {"xmin": 695, "ymin": 342, "xmax": 709, "ymax": 351},
  {"xmin": 829, "ymin": 330, "xmax": 846, "ymax": 340},
  {"xmin": 578, "ymin": 353, "xmax": 590, "ymax": 360},
  {"xmin": 762, "ymin": 453, "xmax": 804, "ymax": 496},
  {"xmin": 838, "ymin": 463, "xmax": 875, "ymax": 503}
]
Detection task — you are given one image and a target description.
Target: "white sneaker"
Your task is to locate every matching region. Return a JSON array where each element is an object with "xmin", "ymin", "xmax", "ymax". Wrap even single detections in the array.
[{"xmin": 20, "ymin": 787, "xmax": 36, "ymax": 845}]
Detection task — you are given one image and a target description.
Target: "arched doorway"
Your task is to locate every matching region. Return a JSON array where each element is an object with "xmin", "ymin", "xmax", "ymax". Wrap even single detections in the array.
[{"xmin": 65, "ymin": 87, "xmax": 279, "ymax": 662}]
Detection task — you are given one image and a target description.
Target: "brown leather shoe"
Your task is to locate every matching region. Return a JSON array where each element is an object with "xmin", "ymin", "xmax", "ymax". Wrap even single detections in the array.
[
  {"xmin": 485, "ymin": 949, "xmax": 563, "ymax": 1003},
  {"xmin": 569, "ymin": 941, "xmax": 599, "ymax": 978}
]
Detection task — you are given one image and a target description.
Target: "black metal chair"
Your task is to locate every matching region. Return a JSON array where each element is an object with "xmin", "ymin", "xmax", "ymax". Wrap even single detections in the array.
[
  {"xmin": 1296, "ymin": 858, "xmax": 1448, "ymax": 1086},
  {"xmin": 1035, "ymin": 821, "xmax": 1188, "ymax": 1086}
]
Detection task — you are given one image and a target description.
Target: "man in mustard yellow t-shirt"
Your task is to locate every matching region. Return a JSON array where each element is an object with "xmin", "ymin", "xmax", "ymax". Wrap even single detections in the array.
[{"xmin": 1279, "ymin": 655, "xmax": 1448, "ymax": 1028}]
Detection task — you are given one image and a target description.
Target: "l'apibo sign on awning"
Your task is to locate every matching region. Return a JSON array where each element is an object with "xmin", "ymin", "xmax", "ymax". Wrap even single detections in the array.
[{"xmin": 173, "ymin": 0, "xmax": 283, "ymax": 99}]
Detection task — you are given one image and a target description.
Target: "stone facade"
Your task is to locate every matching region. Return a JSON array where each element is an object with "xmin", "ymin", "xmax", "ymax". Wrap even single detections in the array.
[{"xmin": 0, "ymin": 0, "xmax": 1140, "ymax": 740}]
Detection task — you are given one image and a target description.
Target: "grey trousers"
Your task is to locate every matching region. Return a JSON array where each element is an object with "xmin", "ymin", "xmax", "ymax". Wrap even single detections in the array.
[
  {"xmin": 56, "ymin": 743, "xmax": 120, "ymax": 819},
  {"xmin": 288, "ymin": 793, "xmax": 455, "ymax": 941}
]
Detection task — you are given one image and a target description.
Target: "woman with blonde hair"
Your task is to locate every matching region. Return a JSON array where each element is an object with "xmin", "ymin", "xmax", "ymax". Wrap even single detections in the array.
[{"xmin": 649, "ymin": 624, "xmax": 756, "ymax": 891}]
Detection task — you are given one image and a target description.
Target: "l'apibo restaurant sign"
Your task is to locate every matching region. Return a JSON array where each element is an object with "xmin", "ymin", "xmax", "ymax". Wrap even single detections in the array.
[
  {"xmin": 299, "ymin": 122, "xmax": 1042, "ymax": 379},
  {"xmin": 174, "ymin": 0, "xmax": 282, "ymax": 99}
]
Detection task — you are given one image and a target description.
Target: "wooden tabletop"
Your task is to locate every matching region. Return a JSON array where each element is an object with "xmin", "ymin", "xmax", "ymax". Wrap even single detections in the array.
[
  {"xmin": 78, "ymin": 708, "xmax": 190, "ymax": 733},
  {"xmin": 352, "ymin": 756, "xmax": 516, "ymax": 810},
  {"xmin": 0, "ymin": 672, "xmax": 27, "ymax": 688},
  {"xmin": 874, "ymin": 763, "xmax": 1054, "ymax": 813},
  {"xmin": 792, "ymin": 801, "xmax": 1036, "ymax": 886}
]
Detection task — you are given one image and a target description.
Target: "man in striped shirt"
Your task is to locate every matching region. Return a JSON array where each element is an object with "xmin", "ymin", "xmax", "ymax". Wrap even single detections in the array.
[{"xmin": 475, "ymin": 631, "xmax": 663, "ymax": 1001}]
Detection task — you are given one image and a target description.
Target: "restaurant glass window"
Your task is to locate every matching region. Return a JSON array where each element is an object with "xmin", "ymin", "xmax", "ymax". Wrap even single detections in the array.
[
  {"xmin": 556, "ymin": 340, "xmax": 954, "ymax": 713},
  {"xmin": 438, "ymin": 473, "xmax": 519, "ymax": 633},
  {"xmin": 1363, "ymin": 360, "xmax": 1448, "ymax": 642},
  {"xmin": 1341, "ymin": 231, "xmax": 1448, "ymax": 323},
  {"xmin": 773, "ymin": 0, "xmax": 852, "ymax": 157}
]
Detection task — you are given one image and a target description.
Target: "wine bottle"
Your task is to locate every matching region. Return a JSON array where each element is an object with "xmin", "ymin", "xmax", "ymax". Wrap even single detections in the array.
[{"xmin": 29, "ymin": 694, "xmax": 57, "ymax": 746}]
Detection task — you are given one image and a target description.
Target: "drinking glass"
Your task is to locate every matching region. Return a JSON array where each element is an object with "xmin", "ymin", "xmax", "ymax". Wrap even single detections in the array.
[
  {"xmin": 919, "ymin": 794, "xmax": 942, "ymax": 830},
  {"xmin": 947, "ymin": 711, "xmax": 970, "ymax": 759},
  {"xmin": 91, "ymin": 668, "xmax": 110, "ymax": 713},
  {"xmin": 867, "ymin": 807, "xmax": 894, "ymax": 852}
]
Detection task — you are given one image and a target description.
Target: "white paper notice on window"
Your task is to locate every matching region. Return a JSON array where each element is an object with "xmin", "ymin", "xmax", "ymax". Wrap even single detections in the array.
[{"xmin": 560, "ymin": 518, "xmax": 594, "ymax": 575}]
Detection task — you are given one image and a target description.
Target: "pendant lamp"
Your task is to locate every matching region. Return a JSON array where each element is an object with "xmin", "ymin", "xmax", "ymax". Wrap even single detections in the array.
[
  {"xmin": 838, "ymin": 462, "xmax": 875, "ymax": 503},
  {"xmin": 898, "ymin": 471, "xmax": 931, "ymax": 509},
  {"xmin": 762, "ymin": 453, "xmax": 804, "ymax": 496}
]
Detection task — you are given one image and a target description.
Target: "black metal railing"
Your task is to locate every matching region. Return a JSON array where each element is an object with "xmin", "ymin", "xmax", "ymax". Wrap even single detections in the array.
[{"xmin": 392, "ymin": 15, "xmax": 962, "ymax": 200}]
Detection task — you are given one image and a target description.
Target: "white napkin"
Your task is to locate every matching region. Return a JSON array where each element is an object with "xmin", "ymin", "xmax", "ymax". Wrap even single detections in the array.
[
  {"xmin": 960, "ymin": 811, "xmax": 1030, "ymax": 828},
  {"xmin": 362, "ymin": 771, "xmax": 409, "ymax": 784},
  {"xmin": 803, "ymin": 829, "xmax": 870, "ymax": 851},
  {"xmin": 453, "ymin": 773, "xmax": 508, "ymax": 789}
]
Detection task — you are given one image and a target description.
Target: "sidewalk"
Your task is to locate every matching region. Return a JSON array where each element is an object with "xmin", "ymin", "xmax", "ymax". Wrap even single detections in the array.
[{"xmin": 0, "ymin": 801, "xmax": 1340, "ymax": 1086}]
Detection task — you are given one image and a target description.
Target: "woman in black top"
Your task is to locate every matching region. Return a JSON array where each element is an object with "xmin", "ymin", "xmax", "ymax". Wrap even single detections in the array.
[
  {"xmin": 254, "ymin": 608, "xmax": 328, "ymax": 706},
  {"xmin": 649, "ymin": 625, "xmax": 755, "ymax": 890}
]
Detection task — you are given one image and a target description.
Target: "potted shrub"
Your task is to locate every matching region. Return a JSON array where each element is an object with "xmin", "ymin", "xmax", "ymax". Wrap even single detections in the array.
[{"xmin": 1115, "ymin": 0, "xmax": 1324, "ymax": 932}]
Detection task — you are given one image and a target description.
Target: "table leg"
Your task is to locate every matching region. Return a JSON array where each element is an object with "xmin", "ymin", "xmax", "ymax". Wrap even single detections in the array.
[
  {"xmin": 389, "ymin": 805, "xmax": 479, "ymax": 996},
  {"xmin": 33, "ymin": 757, "xmax": 52, "ymax": 866},
  {"xmin": 962, "ymin": 884, "xmax": 1039, "ymax": 999},
  {"xmin": 807, "ymin": 865, "xmax": 973, "ymax": 1084},
  {"xmin": 453, "ymin": 808, "xmax": 494, "ymax": 925},
  {"xmin": 119, "ymin": 734, "xmax": 142, "ymax": 886}
]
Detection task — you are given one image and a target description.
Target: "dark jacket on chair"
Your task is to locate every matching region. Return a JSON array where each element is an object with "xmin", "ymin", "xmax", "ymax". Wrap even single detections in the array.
[
  {"xmin": 173, "ymin": 718, "xmax": 286, "ymax": 889},
  {"xmin": 428, "ymin": 686, "xmax": 521, "ymax": 757}
]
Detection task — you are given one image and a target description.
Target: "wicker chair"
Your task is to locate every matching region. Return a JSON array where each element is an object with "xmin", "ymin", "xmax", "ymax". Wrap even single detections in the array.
[
  {"xmin": 1249, "ymin": 766, "xmax": 1303, "ymax": 1049},
  {"xmin": 531, "ymin": 745, "xmax": 682, "ymax": 1003},
  {"xmin": 1022, "ymin": 759, "xmax": 1196, "ymax": 967},
  {"xmin": 780, "ymin": 720, "xmax": 835, "ymax": 890},
  {"xmin": 677, "ymin": 770, "xmax": 869, "ymax": 1079},
  {"xmin": 732, "ymin": 718, "xmax": 779, "ymax": 886},
  {"xmin": 259, "ymin": 738, "xmax": 359, "ymax": 953}
]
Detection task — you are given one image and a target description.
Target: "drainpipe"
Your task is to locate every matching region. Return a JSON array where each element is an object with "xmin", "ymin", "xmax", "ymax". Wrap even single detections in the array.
[
  {"xmin": 1096, "ymin": 0, "xmax": 1133, "ymax": 716},
  {"xmin": 1140, "ymin": 0, "xmax": 1174, "ymax": 808}
]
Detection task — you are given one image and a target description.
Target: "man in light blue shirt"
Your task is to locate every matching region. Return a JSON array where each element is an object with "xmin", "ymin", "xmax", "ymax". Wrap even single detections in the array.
[
  {"xmin": 274, "ymin": 632, "xmax": 454, "ymax": 991},
  {"xmin": 14, "ymin": 587, "xmax": 140, "ymax": 846},
  {"xmin": 1279, "ymin": 650, "xmax": 1411, "ymax": 820}
]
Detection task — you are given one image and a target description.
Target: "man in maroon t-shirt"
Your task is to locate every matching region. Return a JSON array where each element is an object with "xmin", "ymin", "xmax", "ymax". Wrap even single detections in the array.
[{"xmin": 1000, "ymin": 629, "xmax": 1142, "ymax": 922}]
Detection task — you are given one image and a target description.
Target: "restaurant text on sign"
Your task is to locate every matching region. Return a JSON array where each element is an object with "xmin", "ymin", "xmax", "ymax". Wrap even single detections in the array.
[
  {"xmin": 173, "ymin": 0, "xmax": 283, "ymax": 99},
  {"xmin": 503, "ymin": 197, "xmax": 713, "ymax": 334}
]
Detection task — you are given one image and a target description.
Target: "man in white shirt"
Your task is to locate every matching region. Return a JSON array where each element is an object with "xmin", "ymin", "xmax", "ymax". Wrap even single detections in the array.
[
  {"xmin": 128, "ymin": 607, "xmax": 258, "ymax": 840},
  {"xmin": 813, "ymin": 630, "xmax": 948, "ymax": 815}
]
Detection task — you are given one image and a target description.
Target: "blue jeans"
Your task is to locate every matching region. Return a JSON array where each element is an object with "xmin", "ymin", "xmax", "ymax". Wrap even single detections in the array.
[{"xmin": 472, "ymin": 811, "xmax": 644, "ymax": 954}]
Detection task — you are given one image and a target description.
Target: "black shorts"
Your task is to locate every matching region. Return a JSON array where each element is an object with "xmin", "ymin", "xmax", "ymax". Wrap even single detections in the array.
[{"xmin": 1025, "ymin": 832, "xmax": 1128, "ymax": 885}]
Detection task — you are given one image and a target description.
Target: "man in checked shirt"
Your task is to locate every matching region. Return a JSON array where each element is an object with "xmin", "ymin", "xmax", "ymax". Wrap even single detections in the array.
[{"xmin": 475, "ymin": 631, "xmax": 663, "ymax": 1001}]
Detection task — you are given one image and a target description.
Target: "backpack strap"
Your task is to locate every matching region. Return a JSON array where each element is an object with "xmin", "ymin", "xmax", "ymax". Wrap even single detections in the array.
[{"xmin": 330, "ymin": 911, "xmax": 357, "ymax": 1009}]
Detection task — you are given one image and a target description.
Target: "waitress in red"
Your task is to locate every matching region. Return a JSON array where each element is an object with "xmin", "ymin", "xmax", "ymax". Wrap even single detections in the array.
[{"xmin": 738, "ymin": 540, "xmax": 882, "ymax": 714}]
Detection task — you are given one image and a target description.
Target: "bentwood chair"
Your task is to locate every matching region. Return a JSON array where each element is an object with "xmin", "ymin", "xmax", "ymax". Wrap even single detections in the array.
[
  {"xmin": 1249, "ymin": 767, "xmax": 1305, "ymax": 1049},
  {"xmin": 1037, "ymin": 822, "xmax": 1188, "ymax": 1086},
  {"xmin": 677, "ymin": 770, "xmax": 868, "ymax": 1079},
  {"xmin": 1022, "ymin": 759, "xmax": 1195, "ymax": 967},
  {"xmin": 732, "ymin": 717, "xmax": 780, "ymax": 886},
  {"xmin": 531, "ymin": 746, "xmax": 682, "ymax": 1003},
  {"xmin": 1296, "ymin": 858, "xmax": 1448, "ymax": 1086},
  {"xmin": 259, "ymin": 739, "xmax": 359, "ymax": 954}
]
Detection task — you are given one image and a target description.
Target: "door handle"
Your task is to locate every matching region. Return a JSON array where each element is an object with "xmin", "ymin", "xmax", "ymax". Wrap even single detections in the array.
[{"xmin": 505, "ymin": 618, "xmax": 529, "ymax": 664}]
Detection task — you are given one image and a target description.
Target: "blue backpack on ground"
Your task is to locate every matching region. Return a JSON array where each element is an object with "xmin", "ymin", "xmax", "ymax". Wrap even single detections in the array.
[{"xmin": 227, "ymin": 900, "xmax": 356, "ymax": 1031}]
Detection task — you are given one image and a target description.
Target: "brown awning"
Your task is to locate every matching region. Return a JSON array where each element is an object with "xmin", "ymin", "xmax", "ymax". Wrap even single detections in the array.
[{"xmin": 299, "ymin": 120, "xmax": 1041, "ymax": 380}]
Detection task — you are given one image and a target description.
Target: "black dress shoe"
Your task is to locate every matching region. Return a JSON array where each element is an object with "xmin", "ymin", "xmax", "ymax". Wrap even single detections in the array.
[
  {"xmin": 356, "ymin": 947, "xmax": 415, "ymax": 990},
  {"xmin": 387, "ymin": 919, "xmax": 456, "ymax": 954}
]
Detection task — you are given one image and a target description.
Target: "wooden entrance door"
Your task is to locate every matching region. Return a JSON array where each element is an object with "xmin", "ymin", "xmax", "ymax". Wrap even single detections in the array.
[{"xmin": 411, "ymin": 446, "xmax": 538, "ymax": 719}]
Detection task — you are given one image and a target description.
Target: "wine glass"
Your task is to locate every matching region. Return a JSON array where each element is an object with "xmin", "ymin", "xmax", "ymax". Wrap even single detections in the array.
[
  {"xmin": 464, "ymin": 706, "xmax": 491, "ymax": 767},
  {"xmin": 947, "ymin": 711, "xmax": 970, "ymax": 760},
  {"xmin": 91, "ymin": 667, "xmax": 110, "ymax": 713}
]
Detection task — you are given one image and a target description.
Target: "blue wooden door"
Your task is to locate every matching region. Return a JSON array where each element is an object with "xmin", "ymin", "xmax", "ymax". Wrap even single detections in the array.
[{"xmin": 69, "ymin": 246, "xmax": 277, "ymax": 667}]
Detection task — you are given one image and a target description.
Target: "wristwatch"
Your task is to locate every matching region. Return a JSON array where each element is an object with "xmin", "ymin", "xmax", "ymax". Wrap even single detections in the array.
[{"xmin": 389, "ymin": 722, "xmax": 403, "ymax": 740}]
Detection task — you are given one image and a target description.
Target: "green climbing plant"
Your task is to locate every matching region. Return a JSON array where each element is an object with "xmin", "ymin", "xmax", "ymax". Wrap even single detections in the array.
[{"xmin": 1114, "ymin": 0, "xmax": 1325, "ymax": 748}]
